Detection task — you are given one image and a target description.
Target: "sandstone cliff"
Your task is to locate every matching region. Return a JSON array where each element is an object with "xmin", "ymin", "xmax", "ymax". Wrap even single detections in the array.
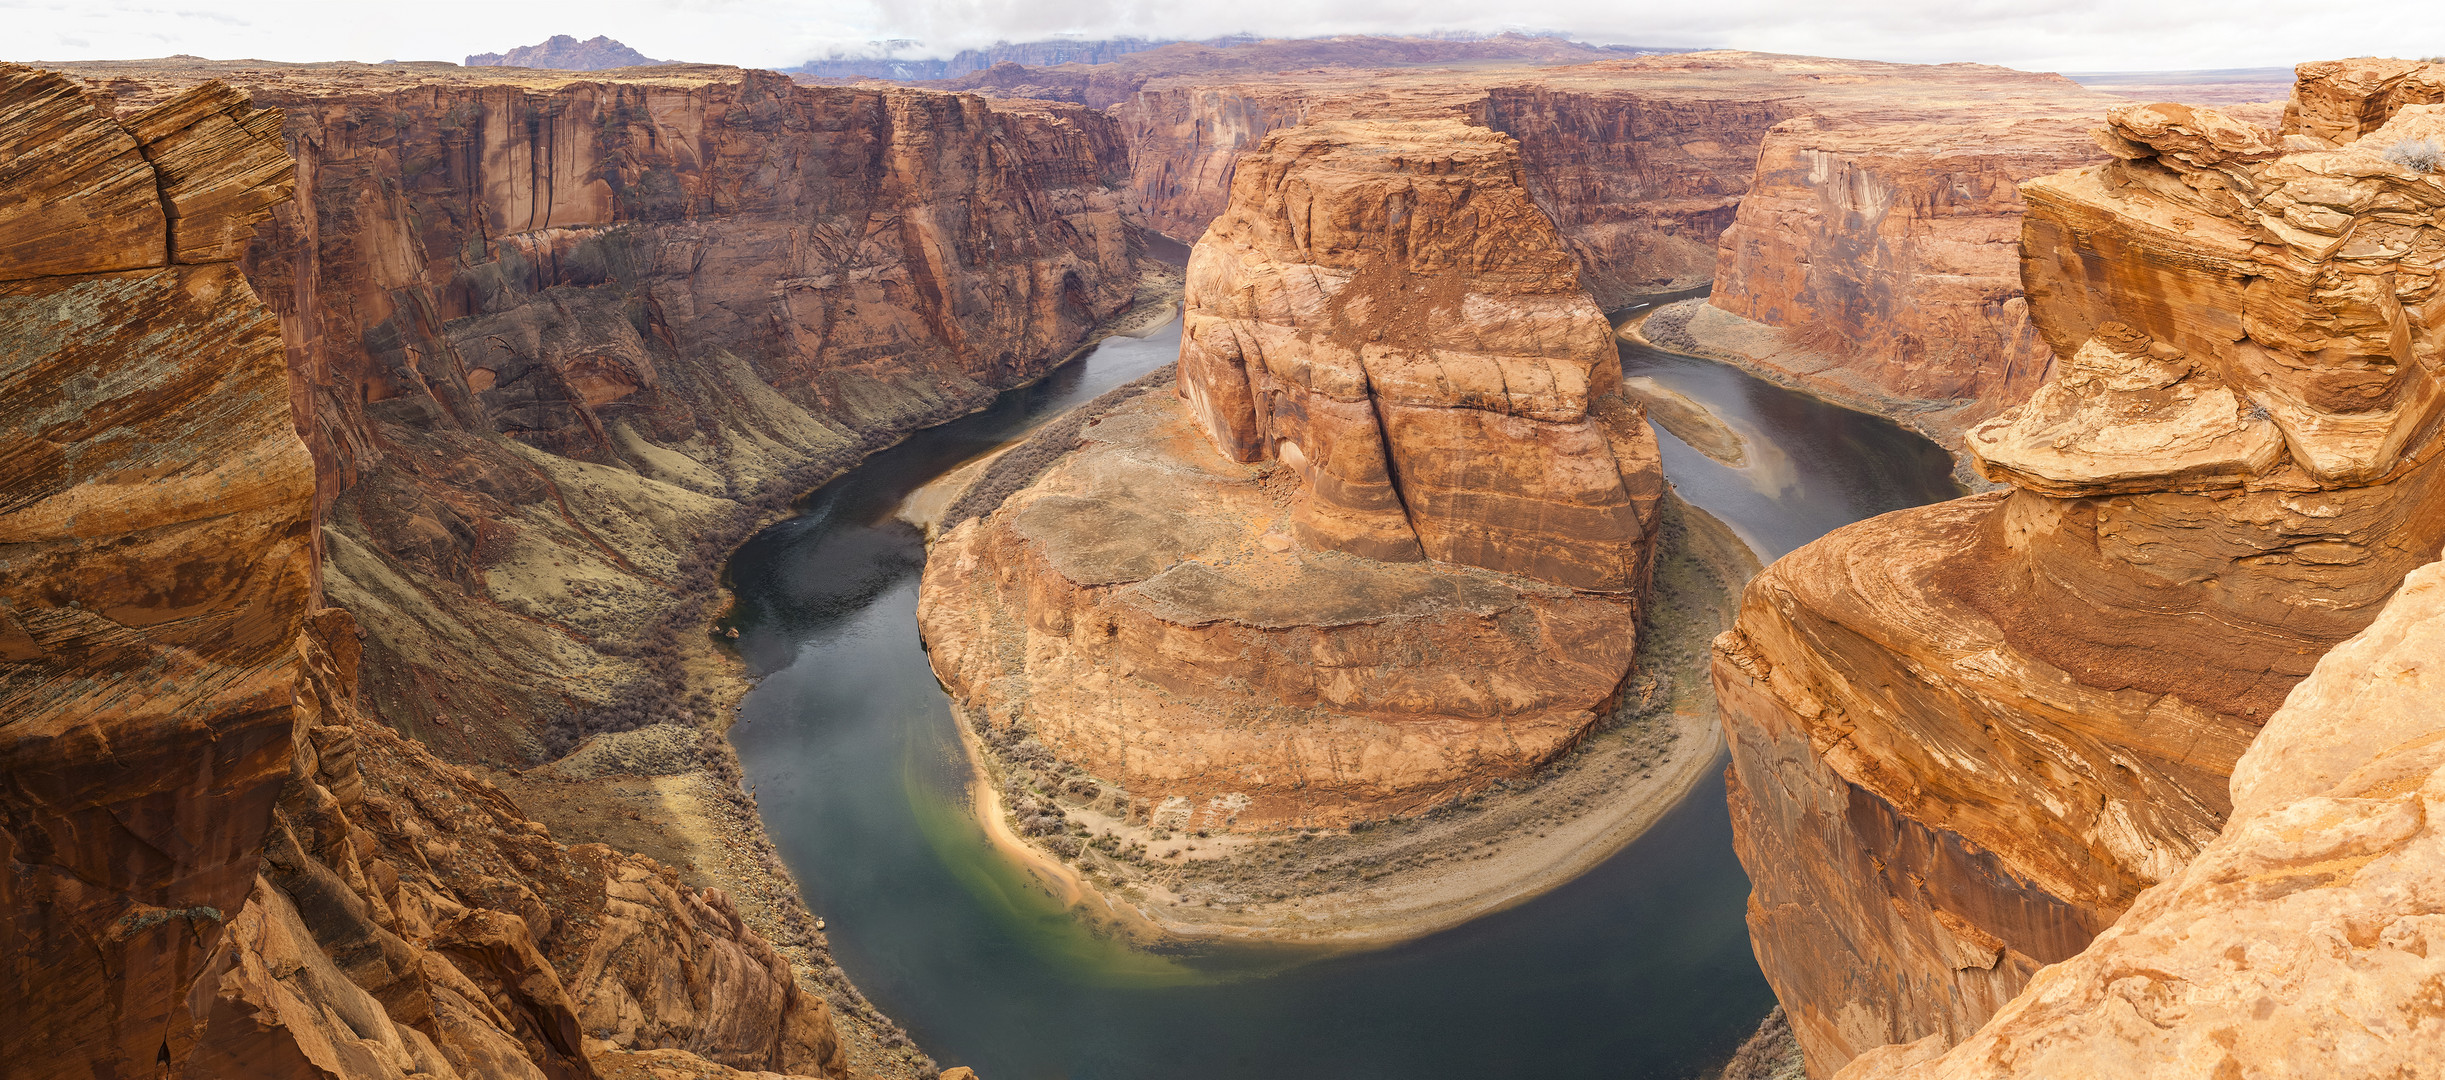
[
  {"xmin": 1689, "ymin": 112, "xmax": 2104, "ymax": 444},
  {"xmin": 1112, "ymin": 52, "xmax": 2122, "ymax": 320},
  {"xmin": 919, "ymin": 119, "xmax": 1663, "ymax": 828},
  {"xmin": 0, "ymin": 68, "xmax": 848, "ymax": 1080},
  {"xmin": 1714, "ymin": 58, "xmax": 2445, "ymax": 1077},
  {"xmin": 63, "ymin": 58, "xmax": 1146, "ymax": 766},
  {"xmin": 1838, "ymin": 557, "xmax": 2445, "ymax": 1080}
]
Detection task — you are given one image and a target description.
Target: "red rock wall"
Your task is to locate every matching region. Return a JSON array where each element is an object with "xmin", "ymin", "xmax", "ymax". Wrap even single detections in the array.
[
  {"xmin": 1, "ymin": 66, "xmax": 864, "ymax": 1080},
  {"xmin": 1114, "ymin": 79, "xmax": 1793, "ymax": 305},
  {"xmin": 61, "ymin": 64, "xmax": 1145, "ymax": 761},
  {"xmin": 1717, "ymin": 66, "xmax": 2445, "ymax": 1078},
  {"xmin": 1705, "ymin": 116, "xmax": 2102, "ymax": 426},
  {"xmin": 1473, "ymin": 86, "xmax": 1796, "ymax": 303}
]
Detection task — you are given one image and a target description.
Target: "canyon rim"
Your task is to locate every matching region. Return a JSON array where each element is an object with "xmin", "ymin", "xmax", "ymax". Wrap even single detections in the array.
[{"xmin": 6, "ymin": 22, "xmax": 2445, "ymax": 1080}]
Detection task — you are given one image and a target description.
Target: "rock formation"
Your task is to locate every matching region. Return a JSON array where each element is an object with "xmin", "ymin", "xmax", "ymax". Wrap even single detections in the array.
[
  {"xmin": 56, "ymin": 58, "xmax": 1146, "ymax": 765},
  {"xmin": 1839, "ymin": 557, "xmax": 2445, "ymax": 1076},
  {"xmin": 920, "ymin": 119, "xmax": 1664, "ymax": 827},
  {"xmin": 1688, "ymin": 112, "xmax": 2105, "ymax": 443},
  {"xmin": 1106, "ymin": 50, "xmax": 2123, "ymax": 392},
  {"xmin": 468, "ymin": 36, "xmax": 668, "ymax": 71},
  {"xmin": 1714, "ymin": 58, "xmax": 2445, "ymax": 1076},
  {"xmin": 0, "ymin": 67, "xmax": 845, "ymax": 1080}
]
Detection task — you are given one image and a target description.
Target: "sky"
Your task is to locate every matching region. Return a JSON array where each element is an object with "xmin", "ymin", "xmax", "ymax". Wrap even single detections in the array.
[{"xmin": 5, "ymin": 0, "xmax": 2442, "ymax": 74}]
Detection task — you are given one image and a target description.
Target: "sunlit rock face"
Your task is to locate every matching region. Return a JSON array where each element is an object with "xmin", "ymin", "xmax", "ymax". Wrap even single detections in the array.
[
  {"xmin": 921, "ymin": 119, "xmax": 1664, "ymax": 828},
  {"xmin": 1176, "ymin": 118, "xmax": 1660, "ymax": 592},
  {"xmin": 1715, "ymin": 57, "xmax": 2445, "ymax": 1078},
  {"xmin": 51, "ymin": 60, "xmax": 1144, "ymax": 764},
  {"xmin": 0, "ymin": 65, "xmax": 848, "ymax": 1080},
  {"xmin": 1840, "ymin": 557, "xmax": 2445, "ymax": 1080}
]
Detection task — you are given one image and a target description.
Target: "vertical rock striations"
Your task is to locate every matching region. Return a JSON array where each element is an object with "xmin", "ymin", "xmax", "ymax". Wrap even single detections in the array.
[
  {"xmin": 920, "ymin": 119, "xmax": 1663, "ymax": 827},
  {"xmin": 0, "ymin": 65, "xmax": 859, "ymax": 1080},
  {"xmin": 1838, "ymin": 560, "xmax": 2445, "ymax": 1080},
  {"xmin": 1174, "ymin": 119, "xmax": 1662, "ymax": 589},
  {"xmin": 1695, "ymin": 114, "xmax": 2105, "ymax": 442},
  {"xmin": 1715, "ymin": 59, "xmax": 2445, "ymax": 1077},
  {"xmin": 61, "ymin": 60, "xmax": 1147, "ymax": 763}
]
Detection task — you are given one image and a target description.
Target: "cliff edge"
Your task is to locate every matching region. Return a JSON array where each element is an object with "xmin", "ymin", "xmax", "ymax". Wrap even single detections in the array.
[
  {"xmin": 1714, "ymin": 57, "xmax": 2445, "ymax": 1076},
  {"xmin": 0, "ymin": 67, "xmax": 859, "ymax": 1080}
]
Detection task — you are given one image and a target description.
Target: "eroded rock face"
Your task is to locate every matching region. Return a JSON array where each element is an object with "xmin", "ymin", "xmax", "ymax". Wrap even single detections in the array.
[
  {"xmin": 1176, "ymin": 119, "xmax": 1661, "ymax": 591},
  {"xmin": 0, "ymin": 67, "xmax": 845, "ymax": 1080},
  {"xmin": 921, "ymin": 388, "xmax": 1648, "ymax": 827},
  {"xmin": 61, "ymin": 60, "xmax": 1144, "ymax": 762},
  {"xmin": 1700, "ymin": 112, "xmax": 2107, "ymax": 440},
  {"xmin": 1841, "ymin": 560, "xmax": 2445, "ymax": 1080},
  {"xmin": 920, "ymin": 119, "xmax": 1663, "ymax": 826},
  {"xmin": 1716, "ymin": 60, "xmax": 2445, "ymax": 1077}
]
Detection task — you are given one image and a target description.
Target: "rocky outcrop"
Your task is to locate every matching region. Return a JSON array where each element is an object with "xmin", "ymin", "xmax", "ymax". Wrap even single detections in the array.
[
  {"xmin": 1697, "ymin": 113, "xmax": 2105, "ymax": 442},
  {"xmin": 468, "ymin": 36, "xmax": 668, "ymax": 71},
  {"xmin": 1838, "ymin": 556, "xmax": 2445, "ymax": 1076},
  {"xmin": 1715, "ymin": 60, "xmax": 2445, "ymax": 1077},
  {"xmin": 1112, "ymin": 51, "xmax": 2120, "ymax": 325},
  {"xmin": 0, "ymin": 67, "xmax": 845, "ymax": 1080},
  {"xmin": 60, "ymin": 59, "xmax": 1146, "ymax": 764},
  {"xmin": 920, "ymin": 119, "xmax": 1663, "ymax": 827}
]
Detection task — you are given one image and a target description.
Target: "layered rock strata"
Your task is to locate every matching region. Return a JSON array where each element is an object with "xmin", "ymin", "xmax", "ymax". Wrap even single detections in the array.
[
  {"xmin": 921, "ymin": 119, "xmax": 1663, "ymax": 827},
  {"xmin": 1110, "ymin": 52, "xmax": 2123, "ymax": 313},
  {"xmin": 60, "ymin": 59, "xmax": 1145, "ymax": 764},
  {"xmin": 0, "ymin": 68, "xmax": 846, "ymax": 1080},
  {"xmin": 1716, "ymin": 62, "xmax": 2445, "ymax": 1077},
  {"xmin": 1840, "ymin": 558, "xmax": 2445, "ymax": 1080},
  {"xmin": 1691, "ymin": 113, "xmax": 2106, "ymax": 445}
]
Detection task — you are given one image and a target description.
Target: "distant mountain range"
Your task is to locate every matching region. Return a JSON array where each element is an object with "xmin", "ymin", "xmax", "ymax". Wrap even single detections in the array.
[
  {"xmin": 791, "ymin": 36, "xmax": 1235, "ymax": 80},
  {"xmin": 457, "ymin": 31, "xmax": 1680, "ymax": 82},
  {"xmin": 466, "ymin": 34, "xmax": 666, "ymax": 70}
]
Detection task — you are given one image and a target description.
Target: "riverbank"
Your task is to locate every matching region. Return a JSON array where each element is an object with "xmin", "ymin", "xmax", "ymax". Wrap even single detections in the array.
[
  {"xmin": 934, "ymin": 452, "xmax": 1761, "ymax": 946},
  {"xmin": 485, "ymin": 259, "xmax": 1187, "ymax": 1080},
  {"xmin": 1629, "ymin": 299, "xmax": 1995, "ymax": 490}
]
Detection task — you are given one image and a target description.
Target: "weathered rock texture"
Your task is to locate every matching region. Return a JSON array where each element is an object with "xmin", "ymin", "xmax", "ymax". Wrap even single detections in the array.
[
  {"xmin": 920, "ymin": 119, "xmax": 1663, "ymax": 827},
  {"xmin": 1841, "ymin": 558, "xmax": 2445, "ymax": 1080},
  {"xmin": 1715, "ymin": 58, "xmax": 2445, "ymax": 1078},
  {"xmin": 0, "ymin": 66, "xmax": 846, "ymax": 1080},
  {"xmin": 1111, "ymin": 52, "xmax": 2123, "ymax": 315},
  {"xmin": 59, "ymin": 58, "xmax": 1145, "ymax": 765},
  {"xmin": 1697, "ymin": 113, "xmax": 2104, "ymax": 443}
]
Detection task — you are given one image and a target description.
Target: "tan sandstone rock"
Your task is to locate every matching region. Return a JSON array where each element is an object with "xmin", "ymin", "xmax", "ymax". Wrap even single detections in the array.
[
  {"xmin": 920, "ymin": 118, "xmax": 1662, "ymax": 826},
  {"xmin": 1840, "ymin": 559, "xmax": 2445, "ymax": 1080},
  {"xmin": 1716, "ymin": 59, "xmax": 2445, "ymax": 1078},
  {"xmin": 0, "ymin": 67, "xmax": 847, "ymax": 1080}
]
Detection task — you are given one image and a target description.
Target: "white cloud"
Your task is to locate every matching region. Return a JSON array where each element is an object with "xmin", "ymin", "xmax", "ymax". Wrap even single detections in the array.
[{"xmin": 0, "ymin": 0, "xmax": 2438, "ymax": 73}]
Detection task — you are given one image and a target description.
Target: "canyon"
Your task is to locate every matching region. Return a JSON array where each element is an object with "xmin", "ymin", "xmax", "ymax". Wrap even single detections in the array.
[
  {"xmin": 0, "ymin": 67, "xmax": 848, "ymax": 1080},
  {"xmin": 1714, "ymin": 58, "xmax": 2445, "ymax": 1078},
  {"xmin": 918, "ymin": 118, "xmax": 1664, "ymax": 834},
  {"xmin": 16, "ymin": 25, "xmax": 2445, "ymax": 1080},
  {"xmin": 9, "ymin": 51, "xmax": 1167, "ymax": 1080}
]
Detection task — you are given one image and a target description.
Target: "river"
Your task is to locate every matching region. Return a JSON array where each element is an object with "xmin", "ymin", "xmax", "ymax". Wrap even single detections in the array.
[{"xmin": 722, "ymin": 298, "xmax": 1961, "ymax": 1079}]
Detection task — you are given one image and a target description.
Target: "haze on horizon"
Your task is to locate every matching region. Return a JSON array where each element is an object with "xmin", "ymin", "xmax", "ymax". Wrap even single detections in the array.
[{"xmin": 6, "ymin": 0, "xmax": 2442, "ymax": 76}]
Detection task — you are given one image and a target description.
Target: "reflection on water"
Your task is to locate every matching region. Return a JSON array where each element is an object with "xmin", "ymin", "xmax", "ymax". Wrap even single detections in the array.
[{"xmin": 721, "ymin": 300, "xmax": 1960, "ymax": 1079}]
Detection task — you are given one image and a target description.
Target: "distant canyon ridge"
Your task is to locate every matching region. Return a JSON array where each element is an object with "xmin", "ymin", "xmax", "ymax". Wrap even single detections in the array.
[{"xmin": 9, "ymin": 29, "xmax": 2433, "ymax": 1080}]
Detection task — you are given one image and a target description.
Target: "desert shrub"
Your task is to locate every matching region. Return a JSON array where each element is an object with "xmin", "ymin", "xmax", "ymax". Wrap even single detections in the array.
[{"xmin": 2382, "ymin": 137, "xmax": 2444, "ymax": 174}]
